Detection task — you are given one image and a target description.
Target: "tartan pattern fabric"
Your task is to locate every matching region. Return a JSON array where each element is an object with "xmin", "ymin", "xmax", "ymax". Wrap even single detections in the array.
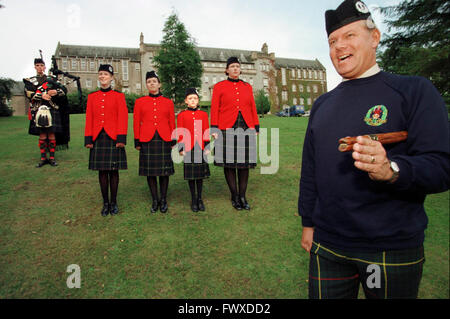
[
  {"xmin": 213, "ymin": 112, "xmax": 257, "ymax": 169},
  {"xmin": 29, "ymin": 107, "xmax": 63, "ymax": 135},
  {"xmin": 88, "ymin": 129, "xmax": 127, "ymax": 170},
  {"xmin": 308, "ymin": 241, "xmax": 425, "ymax": 299},
  {"xmin": 139, "ymin": 131, "xmax": 175, "ymax": 176},
  {"xmin": 183, "ymin": 143, "xmax": 210, "ymax": 180}
]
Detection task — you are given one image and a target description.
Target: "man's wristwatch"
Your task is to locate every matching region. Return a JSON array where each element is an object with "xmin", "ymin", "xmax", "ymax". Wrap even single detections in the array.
[{"xmin": 387, "ymin": 160, "xmax": 400, "ymax": 183}]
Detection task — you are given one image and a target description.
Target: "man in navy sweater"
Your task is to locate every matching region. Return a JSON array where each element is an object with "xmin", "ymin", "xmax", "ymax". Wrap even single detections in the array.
[{"xmin": 298, "ymin": 0, "xmax": 449, "ymax": 299}]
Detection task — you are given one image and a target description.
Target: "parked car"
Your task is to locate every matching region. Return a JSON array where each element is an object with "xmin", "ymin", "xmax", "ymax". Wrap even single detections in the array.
[
  {"xmin": 302, "ymin": 110, "xmax": 310, "ymax": 117},
  {"xmin": 289, "ymin": 105, "xmax": 305, "ymax": 117},
  {"xmin": 275, "ymin": 110, "xmax": 289, "ymax": 117}
]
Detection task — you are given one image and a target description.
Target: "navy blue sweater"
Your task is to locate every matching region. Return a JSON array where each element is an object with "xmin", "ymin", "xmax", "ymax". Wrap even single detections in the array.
[{"xmin": 298, "ymin": 71, "xmax": 449, "ymax": 252}]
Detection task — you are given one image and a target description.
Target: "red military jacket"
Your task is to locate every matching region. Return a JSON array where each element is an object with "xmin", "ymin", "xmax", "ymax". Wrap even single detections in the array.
[
  {"xmin": 84, "ymin": 88, "xmax": 128, "ymax": 145},
  {"xmin": 210, "ymin": 78, "xmax": 260, "ymax": 132},
  {"xmin": 176, "ymin": 108, "xmax": 210, "ymax": 152},
  {"xmin": 133, "ymin": 94, "xmax": 176, "ymax": 146}
]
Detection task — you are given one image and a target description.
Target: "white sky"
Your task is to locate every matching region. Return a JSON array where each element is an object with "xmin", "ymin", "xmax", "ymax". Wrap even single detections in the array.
[{"xmin": 0, "ymin": 0, "xmax": 400, "ymax": 91}]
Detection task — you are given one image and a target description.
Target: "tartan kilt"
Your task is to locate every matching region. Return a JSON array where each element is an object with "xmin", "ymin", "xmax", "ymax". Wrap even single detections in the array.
[
  {"xmin": 213, "ymin": 112, "xmax": 257, "ymax": 169},
  {"xmin": 28, "ymin": 107, "xmax": 63, "ymax": 136},
  {"xmin": 183, "ymin": 145, "xmax": 210, "ymax": 180},
  {"xmin": 88, "ymin": 129, "xmax": 127, "ymax": 170},
  {"xmin": 139, "ymin": 131, "xmax": 175, "ymax": 176}
]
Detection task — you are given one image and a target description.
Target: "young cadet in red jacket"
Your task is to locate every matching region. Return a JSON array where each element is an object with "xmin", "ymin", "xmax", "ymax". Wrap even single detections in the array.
[
  {"xmin": 134, "ymin": 71, "xmax": 176, "ymax": 214},
  {"xmin": 210, "ymin": 57, "xmax": 259, "ymax": 211},
  {"xmin": 177, "ymin": 88, "xmax": 211, "ymax": 212},
  {"xmin": 85, "ymin": 64, "xmax": 128, "ymax": 217}
]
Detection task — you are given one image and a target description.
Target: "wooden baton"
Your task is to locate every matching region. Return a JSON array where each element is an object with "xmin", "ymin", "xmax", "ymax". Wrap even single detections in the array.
[{"xmin": 338, "ymin": 131, "xmax": 408, "ymax": 152}]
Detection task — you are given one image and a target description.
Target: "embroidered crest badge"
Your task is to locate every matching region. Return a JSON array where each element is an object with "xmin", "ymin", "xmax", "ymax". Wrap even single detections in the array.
[
  {"xmin": 355, "ymin": 1, "xmax": 369, "ymax": 14},
  {"xmin": 364, "ymin": 105, "xmax": 388, "ymax": 126}
]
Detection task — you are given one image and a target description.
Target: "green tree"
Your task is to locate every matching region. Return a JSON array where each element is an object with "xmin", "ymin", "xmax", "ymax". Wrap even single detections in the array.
[
  {"xmin": 153, "ymin": 13, "xmax": 203, "ymax": 106},
  {"xmin": 0, "ymin": 78, "xmax": 15, "ymax": 116},
  {"xmin": 255, "ymin": 89, "xmax": 271, "ymax": 117},
  {"xmin": 378, "ymin": 0, "xmax": 450, "ymax": 110}
]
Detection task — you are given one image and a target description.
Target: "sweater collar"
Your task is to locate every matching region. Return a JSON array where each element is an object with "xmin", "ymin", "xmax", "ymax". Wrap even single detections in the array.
[
  {"xmin": 149, "ymin": 92, "xmax": 162, "ymax": 98},
  {"xmin": 342, "ymin": 64, "xmax": 381, "ymax": 82},
  {"xmin": 100, "ymin": 87, "xmax": 112, "ymax": 92}
]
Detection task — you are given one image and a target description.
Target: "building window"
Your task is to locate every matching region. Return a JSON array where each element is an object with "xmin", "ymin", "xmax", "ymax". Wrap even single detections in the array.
[
  {"xmin": 62, "ymin": 59, "xmax": 68, "ymax": 70},
  {"xmin": 263, "ymin": 78, "xmax": 268, "ymax": 87},
  {"xmin": 135, "ymin": 63, "xmax": 140, "ymax": 71},
  {"xmin": 307, "ymin": 98, "xmax": 312, "ymax": 105},
  {"xmin": 300, "ymin": 97, "xmax": 304, "ymax": 105},
  {"xmin": 71, "ymin": 60, "xmax": 78, "ymax": 70},
  {"xmin": 85, "ymin": 79, "xmax": 92, "ymax": 88},
  {"xmin": 282, "ymin": 91, "xmax": 288, "ymax": 101},
  {"xmin": 297, "ymin": 69, "xmax": 301, "ymax": 78},
  {"xmin": 292, "ymin": 84, "xmax": 296, "ymax": 92},
  {"xmin": 307, "ymin": 85, "xmax": 311, "ymax": 93},
  {"xmin": 314, "ymin": 70, "xmax": 318, "ymax": 79},
  {"xmin": 309, "ymin": 70, "xmax": 312, "ymax": 78},
  {"xmin": 291, "ymin": 69, "xmax": 295, "ymax": 78},
  {"xmin": 90, "ymin": 61, "xmax": 95, "ymax": 71},
  {"xmin": 281, "ymin": 68, "xmax": 286, "ymax": 86},
  {"xmin": 303, "ymin": 70, "xmax": 307, "ymax": 78},
  {"xmin": 136, "ymin": 83, "xmax": 141, "ymax": 90},
  {"xmin": 293, "ymin": 98, "xmax": 297, "ymax": 105},
  {"xmin": 299, "ymin": 85, "xmax": 304, "ymax": 92},
  {"xmin": 122, "ymin": 60, "xmax": 128, "ymax": 81},
  {"xmin": 80, "ymin": 60, "xmax": 86, "ymax": 70},
  {"xmin": 204, "ymin": 76, "xmax": 209, "ymax": 83},
  {"xmin": 319, "ymin": 71, "xmax": 323, "ymax": 80},
  {"xmin": 313, "ymin": 85, "xmax": 318, "ymax": 93}
]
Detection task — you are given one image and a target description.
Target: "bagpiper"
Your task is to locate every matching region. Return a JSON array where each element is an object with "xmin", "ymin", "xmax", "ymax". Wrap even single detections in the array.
[{"xmin": 24, "ymin": 56, "xmax": 69, "ymax": 167}]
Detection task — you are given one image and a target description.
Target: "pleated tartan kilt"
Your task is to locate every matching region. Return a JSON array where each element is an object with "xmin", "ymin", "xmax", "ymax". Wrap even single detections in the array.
[
  {"xmin": 28, "ymin": 106, "xmax": 63, "ymax": 136},
  {"xmin": 213, "ymin": 112, "xmax": 257, "ymax": 169},
  {"xmin": 89, "ymin": 129, "xmax": 127, "ymax": 170},
  {"xmin": 139, "ymin": 131, "xmax": 175, "ymax": 176},
  {"xmin": 183, "ymin": 145, "xmax": 210, "ymax": 180}
]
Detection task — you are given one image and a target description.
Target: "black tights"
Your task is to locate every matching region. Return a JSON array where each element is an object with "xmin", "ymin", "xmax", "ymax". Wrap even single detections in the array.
[
  {"xmin": 188, "ymin": 179, "xmax": 203, "ymax": 200},
  {"xmin": 224, "ymin": 168, "xmax": 249, "ymax": 198},
  {"xmin": 99, "ymin": 170, "xmax": 119, "ymax": 204},
  {"xmin": 146, "ymin": 176, "xmax": 169, "ymax": 201}
]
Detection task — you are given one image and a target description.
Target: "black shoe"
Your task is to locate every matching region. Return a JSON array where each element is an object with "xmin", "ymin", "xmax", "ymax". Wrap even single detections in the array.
[
  {"xmin": 160, "ymin": 198, "xmax": 168, "ymax": 213},
  {"xmin": 231, "ymin": 195, "xmax": 242, "ymax": 210},
  {"xmin": 191, "ymin": 198, "xmax": 199, "ymax": 212},
  {"xmin": 240, "ymin": 196, "xmax": 250, "ymax": 210},
  {"xmin": 197, "ymin": 198, "xmax": 205, "ymax": 211},
  {"xmin": 101, "ymin": 203, "xmax": 109, "ymax": 217},
  {"xmin": 36, "ymin": 159, "xmax": 48, "ymax": 168},
  {"xmin": 49, "ymin": 159, "xmax": 58, "ymax": 166},
  {"xmin": 110, "ymin": 202, "xmax": 119, "ymax": 215},
  {"xmin": 150, "ymin": 199, "xmax": 159, "ymax": 213}
]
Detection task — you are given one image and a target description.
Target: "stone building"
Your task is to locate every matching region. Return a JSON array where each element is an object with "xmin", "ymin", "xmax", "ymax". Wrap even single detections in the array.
[{"xmin": 52, "ymin": 33, "xmax": 327, "ymax": 112}]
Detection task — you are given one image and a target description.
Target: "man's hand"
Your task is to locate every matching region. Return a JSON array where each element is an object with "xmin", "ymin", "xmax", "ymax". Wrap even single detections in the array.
[
  {"xmin": 42, "ymin": 92, "xmax": 51, "ymax": 101},
  {"xmin": 47, "ymin": 89, "xmax": 58, "ymax": 97},
  {"xmin": 179, "ymin": 150, "xmax": 185, "ymax": 156},
  {"xmin": 86, "ymin": 144, "xmax": 93, "ymax": 149},
  {"xmin": 352, "ymin": 136, "xmax": 394, "ymax": 181},
  {"xmin": 301, "ymin": 227, "xmax": 314, "ymax": 252},
  {"xmin": 116, "ymin": 143, "xmax": 125, "ymax": 148},
  {"xmin": 135, "ymin": 146, "xmax": 141, "ymax": 151}
]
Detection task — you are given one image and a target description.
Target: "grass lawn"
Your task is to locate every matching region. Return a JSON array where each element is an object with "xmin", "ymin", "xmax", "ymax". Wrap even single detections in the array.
[{"xmin": 0, "ymin": 114, "xmax": 448, "ymax": 298}]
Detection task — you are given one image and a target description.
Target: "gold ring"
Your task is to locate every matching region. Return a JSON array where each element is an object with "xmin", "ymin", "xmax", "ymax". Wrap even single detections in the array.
[{"xmin": 370, "ymin": 156, "xmax": 375, "ymax": 164}]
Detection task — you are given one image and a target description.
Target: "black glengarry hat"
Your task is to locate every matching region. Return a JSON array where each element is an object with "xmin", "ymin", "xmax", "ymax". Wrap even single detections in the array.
[
  {"xmin": 226, "ymin": 56, "xmax": 240, "ymax": 68},
  {"xmin": 34, "ymin": 58, "xmax": 45, "ymax": 65},
  {"xmin": 185, "ymin": 87, "xmax": 199, "ymax": 98},
  {"xmin": 98, "ymin": 64, "xmax": 114, "ymax": 75},
  {"xmin": 146, "ymin": 70, "xmax": 160, "ymax": 81},
  {"xmin": 325, "ymin": 0, "xmax": 372, "ymax": 36}
]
